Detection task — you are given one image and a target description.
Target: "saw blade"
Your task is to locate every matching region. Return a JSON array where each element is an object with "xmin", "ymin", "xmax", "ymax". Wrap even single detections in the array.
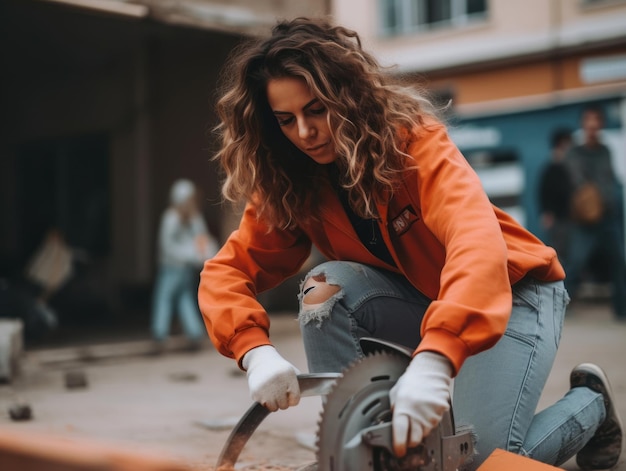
[{"xmin": 316, "ymin": 351, "xmax": 454, "ymax": 471}]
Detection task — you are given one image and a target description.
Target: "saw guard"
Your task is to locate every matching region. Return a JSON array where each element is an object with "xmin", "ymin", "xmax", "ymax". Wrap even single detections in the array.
[
  {"xmin": 316, "ymin": 340, "xmax": 473, "ymax": 471},
  {"xmin": 316, "ymin": 351, "xmax": 452, "ymax": 470}
]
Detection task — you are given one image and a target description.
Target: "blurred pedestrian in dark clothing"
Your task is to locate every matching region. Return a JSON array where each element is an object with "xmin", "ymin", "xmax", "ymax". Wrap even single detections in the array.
[
  {"xmin": 539, "ymin": 128, "xmax": 573, "ymax": 260},
  {"xmin": 563, "ymin": 106, "xmax": 626, "ymax": 321},
  {"xmin": 151, "ymin": 179, "xmax": 219, "ymax": 351},
  {"xmin": 0, "ymin": 228, "xmax": 65, "ymax": 341}
]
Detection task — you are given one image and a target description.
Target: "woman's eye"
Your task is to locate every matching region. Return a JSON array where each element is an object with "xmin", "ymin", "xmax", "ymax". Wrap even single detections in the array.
[
  {"xmin": 309, "ymin": 107, "xmax": 326, "ymax": 115},
  {"xmin": 277, "ymin": 116, "xmax": 294, "ymax": 126}
]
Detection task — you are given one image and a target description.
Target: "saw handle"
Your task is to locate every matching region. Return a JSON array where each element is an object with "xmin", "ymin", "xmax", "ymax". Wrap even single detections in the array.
[{"xmin": 215, "ymin": 373, "xmax": 341, "ymax": 470}]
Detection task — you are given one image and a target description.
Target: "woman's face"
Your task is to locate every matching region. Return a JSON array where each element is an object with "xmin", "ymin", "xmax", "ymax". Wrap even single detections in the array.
[{"xmin": 266, "ymin": 76, "xmax": 338, "ymax": 165}]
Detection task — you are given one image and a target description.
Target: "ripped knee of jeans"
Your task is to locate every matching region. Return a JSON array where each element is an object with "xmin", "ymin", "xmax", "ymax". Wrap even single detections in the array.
[{"xmin": 298, "ymin": 271, "xmax": 343, "ymax": 326}]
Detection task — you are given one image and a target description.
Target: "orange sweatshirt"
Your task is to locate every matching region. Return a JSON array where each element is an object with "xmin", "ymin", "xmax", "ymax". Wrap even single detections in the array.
[{"xmin": 198, "ymin": 122, "xmax": 564, "ymax": 374}]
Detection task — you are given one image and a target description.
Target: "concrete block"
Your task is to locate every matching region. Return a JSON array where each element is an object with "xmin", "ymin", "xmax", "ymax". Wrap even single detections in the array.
[
  {"xmin": 0, "ymin": 319, "xmax": 23, "ymax": 383},
  {"xmin": 64, "ymin": 370, "xmax": 89, "ymax": 389},
  {"xmin": 8, "ymin": 402, "xmax": 33, "ymax": 421}
]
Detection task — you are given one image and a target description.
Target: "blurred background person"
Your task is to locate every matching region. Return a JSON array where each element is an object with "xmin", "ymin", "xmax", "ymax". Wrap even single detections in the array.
[
  {"xmin": 151, "ymin": 179, "xmax": 219, "ymax": 352},
  {"xmin": 538, "ymin": 128, "xmax": 573, "ymax": 262},
  {"xmin": 1, "ymin": 227, "xmax": 69, "ymax": 341},
  {"xmin": 563, "ymin": 106, "xmax": 626, "ymax": 321}
]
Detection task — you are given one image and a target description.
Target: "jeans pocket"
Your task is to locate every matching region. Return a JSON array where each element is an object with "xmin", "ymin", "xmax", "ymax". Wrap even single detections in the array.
[{"xmin": 512, "ymin": 278, "xmax": 540, "ymax": 311}]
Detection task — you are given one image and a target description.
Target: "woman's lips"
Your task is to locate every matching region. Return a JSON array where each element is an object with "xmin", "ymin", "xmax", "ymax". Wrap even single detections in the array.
[{"xmin": 306, "ymin": 141, "xmax": 329, "ymax": 153}]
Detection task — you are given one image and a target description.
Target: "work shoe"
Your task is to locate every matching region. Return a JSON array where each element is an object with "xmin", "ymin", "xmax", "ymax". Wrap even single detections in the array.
[{"xmin": 570, "ymin": 363, "xmax": 623, "ymax": 470}]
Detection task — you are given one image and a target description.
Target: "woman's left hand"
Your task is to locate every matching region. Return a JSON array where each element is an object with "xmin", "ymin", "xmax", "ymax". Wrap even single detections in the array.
[{"xmin": 389, "ymin": 351, "xmax": 454, "ymax": 457}]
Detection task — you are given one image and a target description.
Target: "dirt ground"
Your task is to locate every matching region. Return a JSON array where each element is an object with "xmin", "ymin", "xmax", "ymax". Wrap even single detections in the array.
[
  {"xmin": 1, "ymin": 303, "xmax": 625, "ymax": 470},
  {"xmin": 0, "ymin": 316, "xmax": 322, "ymax": 470}
]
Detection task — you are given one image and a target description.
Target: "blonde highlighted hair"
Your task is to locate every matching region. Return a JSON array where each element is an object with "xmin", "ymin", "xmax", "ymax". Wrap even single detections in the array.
[{"xmin": 213, "ymin": 17, "xmax": 437, "ymax": 229}]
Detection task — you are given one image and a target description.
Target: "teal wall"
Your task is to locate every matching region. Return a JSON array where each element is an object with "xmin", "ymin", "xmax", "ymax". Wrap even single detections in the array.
[{"xmin": 453, "ymin": 97, "xmax": 623, "ymax": 239}]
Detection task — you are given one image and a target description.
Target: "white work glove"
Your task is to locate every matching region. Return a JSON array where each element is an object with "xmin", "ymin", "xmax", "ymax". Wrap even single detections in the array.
[
  {"xmin": 389, "ymin": 351, "xmax": 453, "ymax": 457},
  {"xmin": 242, "ymin": 345, "xmax": 301, "ymax": 412}
]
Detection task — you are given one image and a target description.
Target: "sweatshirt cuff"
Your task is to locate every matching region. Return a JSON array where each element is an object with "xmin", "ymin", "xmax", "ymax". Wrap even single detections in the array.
[
  {"xmin": 414, "ymin": 328, "xmax": 471, "ymax": 376},
  {"xmin": 229, "ymin": 326, "xmax": 272, "ymax": 370}
]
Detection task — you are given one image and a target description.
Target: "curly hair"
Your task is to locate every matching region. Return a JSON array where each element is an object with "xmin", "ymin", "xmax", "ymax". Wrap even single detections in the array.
[{"xmin": 213, "ymin": 17, "xmax": 436, "ymax": 229}]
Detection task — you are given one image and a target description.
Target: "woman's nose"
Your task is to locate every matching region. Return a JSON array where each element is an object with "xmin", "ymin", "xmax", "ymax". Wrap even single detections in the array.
[{"xmin": 298, "ymin": 118, "xmax": 315, "ymax": 139}]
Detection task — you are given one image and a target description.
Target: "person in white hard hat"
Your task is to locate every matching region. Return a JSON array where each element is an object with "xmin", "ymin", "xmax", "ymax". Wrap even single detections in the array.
[{"xmin": 151, "ymin": 179, "xmax": 219, "ymax": 352}]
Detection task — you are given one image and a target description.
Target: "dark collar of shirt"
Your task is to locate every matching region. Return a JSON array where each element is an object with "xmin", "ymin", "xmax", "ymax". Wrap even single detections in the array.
[{"xmin": 328, "ymin": 165, "xmax": 396, "ymax": 267}]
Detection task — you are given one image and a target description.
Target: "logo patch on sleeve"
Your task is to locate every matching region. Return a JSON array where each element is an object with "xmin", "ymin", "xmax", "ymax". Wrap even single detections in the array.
[{"xmin": 391, "ymin": 206, "xmax": 420, "ymax": 235}]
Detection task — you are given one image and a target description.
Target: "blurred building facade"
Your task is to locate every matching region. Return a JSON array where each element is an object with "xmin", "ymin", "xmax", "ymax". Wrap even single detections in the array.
[
  {"xmin": 332, "ymin": 0, "xmax": 626, "ymax": 238},
  {"xmin": 2, "ymin": 0, "xmax": 624, "ymax": 341},
  {"xmin": 0, "ymin": 0, "xmax": 328, "ymax": 336}
]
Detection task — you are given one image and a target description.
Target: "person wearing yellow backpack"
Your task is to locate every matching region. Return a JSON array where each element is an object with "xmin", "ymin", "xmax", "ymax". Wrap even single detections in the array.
[{"xmin": 563, "ymin": 106, "xmax": 626, "ymax": 321}]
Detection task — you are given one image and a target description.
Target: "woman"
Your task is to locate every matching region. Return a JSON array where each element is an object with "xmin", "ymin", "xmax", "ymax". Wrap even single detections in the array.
[{"xmin": 199, "ymin": 18, "xmax": 622, "ymax": 470}]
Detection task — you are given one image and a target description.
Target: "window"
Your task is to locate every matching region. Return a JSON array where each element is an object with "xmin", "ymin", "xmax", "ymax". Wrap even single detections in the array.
[
  {"xmin": 18, "ymin": 134, "xmax": 111, "ymax": 262},
  {"xmin": 581, "ymin": 0, "xmax": 623, "ymax": 4},
  {"xmin": 580, "ymin": 0, "xmax": 626, "ymax": 8},
  {"xmin": 463, "ymin": 148, "xmax": 525, "ymax": 225},
  {"xmin": 380, "ymin": 0, "xmax": 487, "ymax": 36}
]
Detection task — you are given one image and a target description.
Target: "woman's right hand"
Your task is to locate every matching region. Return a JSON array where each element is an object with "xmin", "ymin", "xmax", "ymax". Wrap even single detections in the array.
[{"xmin": 242, "ymin": 345, "xmax": 301, "ymax": 411}]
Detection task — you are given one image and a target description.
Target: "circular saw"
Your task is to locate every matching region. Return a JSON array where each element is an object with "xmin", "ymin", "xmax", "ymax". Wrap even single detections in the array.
[{"xmin": 215, "ymin": 338, "xmax": 475, "ymax": 471}]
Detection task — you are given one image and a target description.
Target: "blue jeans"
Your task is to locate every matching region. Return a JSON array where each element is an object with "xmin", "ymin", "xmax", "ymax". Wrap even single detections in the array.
[
  {"xmin": 298, "ymin": 261, "xmax": 605, "ymax": 469},
  {"xmin": 563, "ymin": 218, "xmax": 626, "ymax": 319},
  {"xmin": 151, "ymin": 265, "xmax": 204, "ymax": 342}
]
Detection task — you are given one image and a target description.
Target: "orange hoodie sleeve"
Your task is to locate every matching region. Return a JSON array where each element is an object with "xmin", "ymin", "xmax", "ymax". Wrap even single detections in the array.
[
  {"xmin": 407, "ymin": 122, "xmax": 513, "ymax": 374},
  {"xmin": 198, "ymin": 203, "xmax": 312, "ymax": 366}
]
